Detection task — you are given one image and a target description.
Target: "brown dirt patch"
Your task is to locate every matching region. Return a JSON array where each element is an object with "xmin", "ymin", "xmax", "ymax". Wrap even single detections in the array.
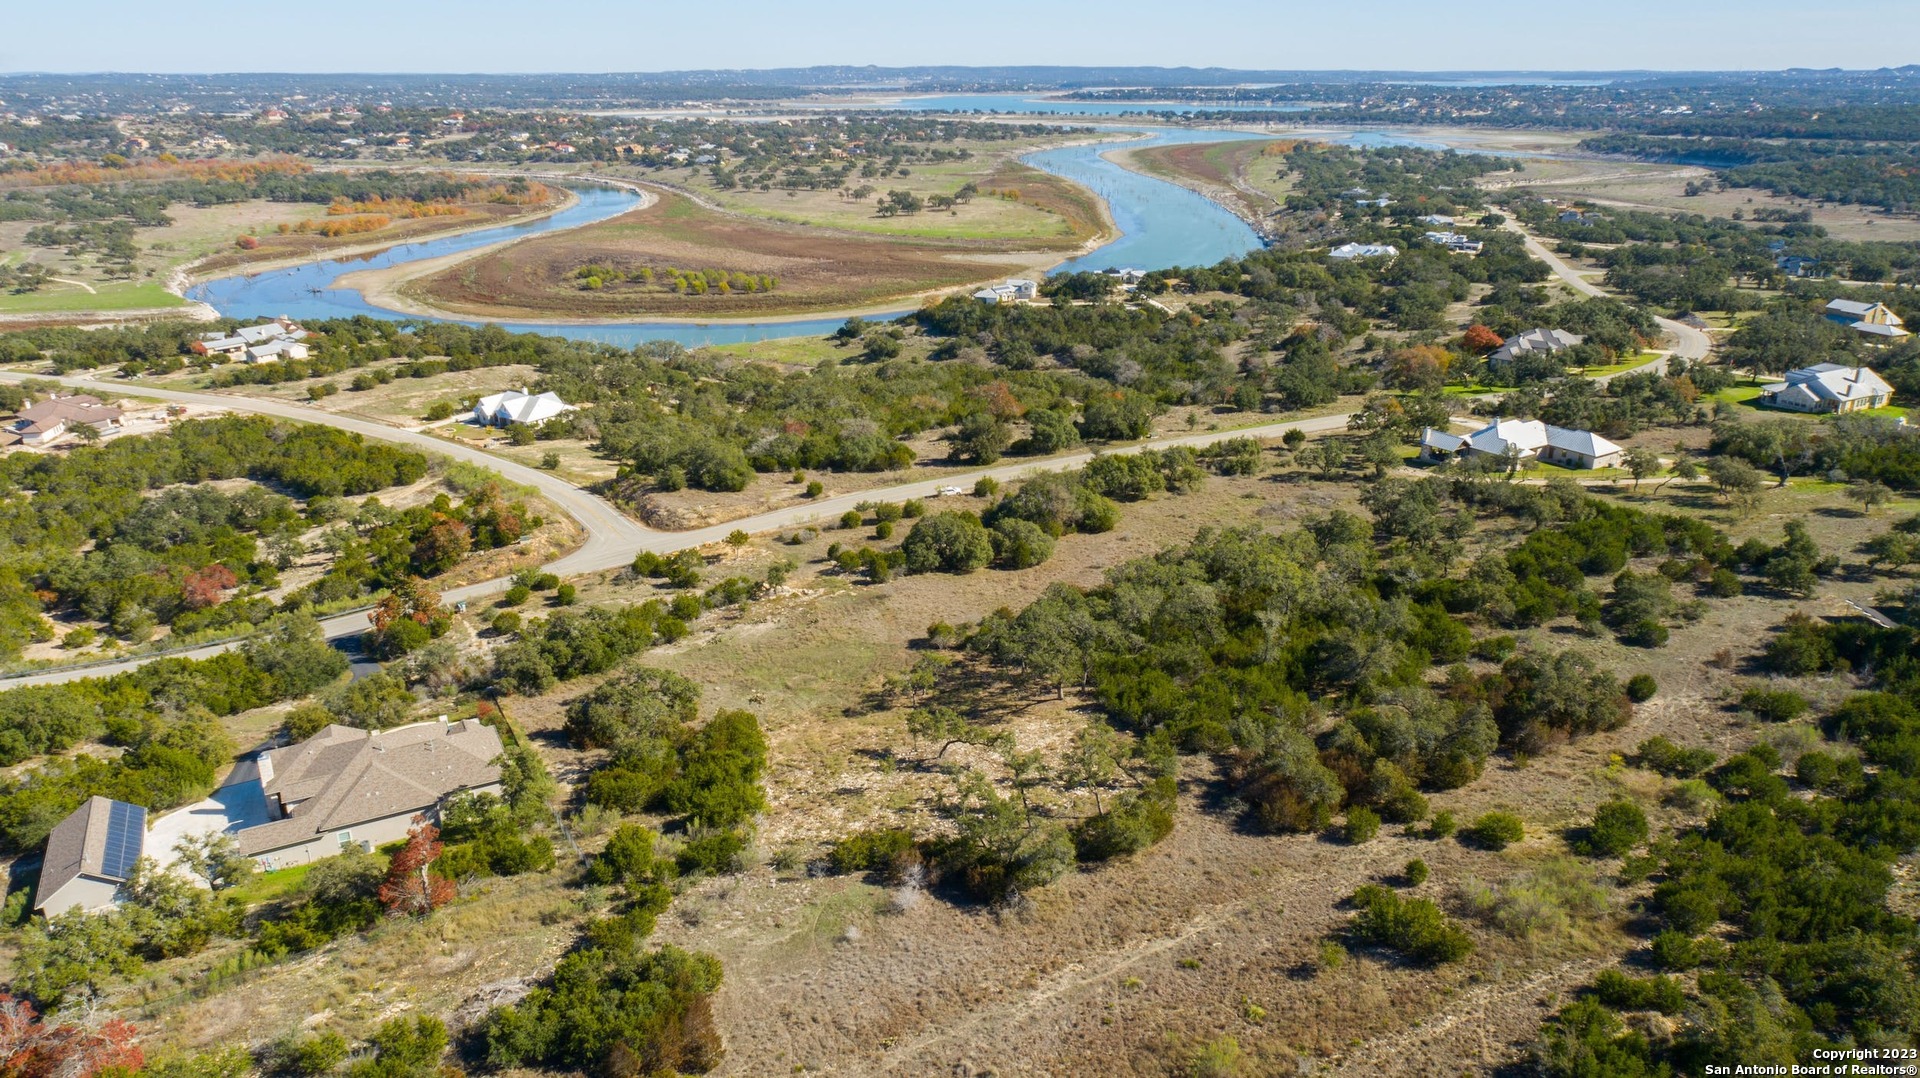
[{"xmin": 405, "ymin": 190, "xmax": 1043, "ymax": 320}]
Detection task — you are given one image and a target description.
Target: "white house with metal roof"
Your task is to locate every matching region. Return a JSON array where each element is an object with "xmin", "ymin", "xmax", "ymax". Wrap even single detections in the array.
[
  {"xmin": 472, "ymin": 388, "xmax": 576, "ymax": 428},
  {"xmin": 1328, "ymin": 242, "xmax": 1399, "ymax": 261},
  {"xmin": 1758, "ymin": 364, "xmax": 1895, "ymax": 414},
  {"xmin": 1421, "ymin": 418, "xmax": 1625, "ymax": 470},
  {"xmin": 1823, "ymin": 299, "xmax": 1907, "ymax": 339},
  {"xmin": 34, "ymin": 796, "xmax": 145, "ymax": 916}
]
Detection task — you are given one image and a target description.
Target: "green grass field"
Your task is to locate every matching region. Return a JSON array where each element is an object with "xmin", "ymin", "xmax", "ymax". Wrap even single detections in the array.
[{"xmin": 0, "ymin": 280, "xmax": 187, "ymax": 314}]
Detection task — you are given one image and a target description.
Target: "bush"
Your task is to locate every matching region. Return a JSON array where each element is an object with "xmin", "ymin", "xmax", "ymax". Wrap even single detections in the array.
[
  {"xmin": 1344, "ymin": 806, "xmax": 1381, "ymax": 844},
  {"xmin": 1648, "ymin": 928, "xmax": 1702, "ymax": 970},
  {"xmin": 1426, "ymin": 811, "xmax": 1457, "ymax": 839},
  {"xmin": 901, "ymin": 512, "xmax": 994, "ymax": 574},
  {"xmin": 1463, "ymin": 811, "xmax": 1525, "ymax": 850},
  {"xmin": 1575, "ymin": 799, "xmax": 1649, "ymax": 857},
  {"xmin": 1404, "ymin": 858, "xmax": 1430, "ymax": 886},
  {"xmin": 553, "ymin": 583, "xmax": 577, "ymax": 605},
  {"xmin": 972, "ymin": 477, "xmax": 999, "ymax": 497},
  {"xmin": 838, "ymin": 510, "xmax": 863, "ymax": 529},
  {"xmin": 1634, "ymin": 735, "xmax": 1715, "ymax": 777},
  {"xmin": 1739, "ymin": 686, "xmax": 1809, "ymax": 723},
  {"xmin": 1624, "ymin": 674, "xmax": 1658, "ymax": 703},
  {"xmin": 1346, "ymin": 884, "xmax": 1475, "ymax": 964},
  {"xmin": 1589, "ymin": 969, "xmax": 1686, "ymax": 1014},
  {"xmin": 501, "ymin": 584, "xmax": 531, "ymax": 607},
  {"xmin": 989, "ymin": 517, "xmax": 1055, "ymax": 569},
  {"xmin": 805, "ymin": 480, "xmax": 824, "ymax": 498},
  {"xmin": 490, "ymin": 611, "xmax": 521, "ymax": 636},
  {"xmin": 828, "ymin": 827, "xmax": 919, "ymax": 880}
]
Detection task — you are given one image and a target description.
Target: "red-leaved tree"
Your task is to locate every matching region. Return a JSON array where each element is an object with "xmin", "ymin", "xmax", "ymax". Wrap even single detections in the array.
[
  {"xmin": 0, "ymin": 994, "xmax": 143, "ymax": 1078},
  {"xmin": 1462, "ymin": 324, "xmax": 1504, "ymax": 354},
  {"xmin": 378, "ymin": 817, "xmax": 455, "ymax": 917},
  {"xmin": 180, "ymin": 564, "xmax": 239, "ymax": 611}
]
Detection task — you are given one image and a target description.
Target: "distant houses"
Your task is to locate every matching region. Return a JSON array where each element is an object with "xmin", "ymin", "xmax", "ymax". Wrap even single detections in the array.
[
  {"xmin": 1328, "ymin": 242, "xmax": 1399, "ymax": 261},
  {"xmin": 1758, "ymin": 363, "xmax": 1895, "ymax": 414},
  {"xmin": 1823, "ymin": 299, "xmax": 1909, "ymax": 341},
  {"xmin": 474, "ymin": 388, "xmax": 576, "ymax": 427},
  {"xmin": 1488, "ymin": 327, "xmax": 1584, "ymax": 368},
  {"xmin": 6, "ymin": 393, "xmax": 123, "ymax": 446},
  {"xmin": 192, "ymin": 317, "xmax": 310, "ymax": 362},
  {"xmin": 34, "ymin": 797, "xmax": 145, "ymax": 916},
  {"xmin": 971, "ymin": 278, "xmax": 1040, "ymax": 304},
  {"xmin": 1416, "ymin": 214, "xmax": 1455, "ymax": 227},
  {"xmin": 1421, "ymin": 418, "xmax": 1625, "ymax": 470}
]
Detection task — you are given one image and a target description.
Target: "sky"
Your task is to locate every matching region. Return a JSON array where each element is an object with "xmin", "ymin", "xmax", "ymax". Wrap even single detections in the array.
[{"xmin": 5, "ymin": 0, "xmax": 1916, "ymax": 74}]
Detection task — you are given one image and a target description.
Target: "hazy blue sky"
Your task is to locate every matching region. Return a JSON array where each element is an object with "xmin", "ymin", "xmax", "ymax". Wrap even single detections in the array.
[{"xmin": 5, "ymin": 0, "xmax": 1914, "ymax": 73}]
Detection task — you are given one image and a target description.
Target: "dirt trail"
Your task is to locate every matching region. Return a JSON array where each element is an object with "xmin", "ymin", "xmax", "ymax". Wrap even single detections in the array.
[{"xmin": 1329, "ymin": 957, "xmax": 1610, "ymax": 1075}]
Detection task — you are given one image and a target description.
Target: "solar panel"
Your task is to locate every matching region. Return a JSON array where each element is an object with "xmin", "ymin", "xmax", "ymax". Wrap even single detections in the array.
[{"xmin": 99, "ymin": 800, "xmax": 146, "ymax": 881}]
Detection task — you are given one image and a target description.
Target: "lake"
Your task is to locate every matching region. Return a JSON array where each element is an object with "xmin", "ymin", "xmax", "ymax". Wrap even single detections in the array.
[{"xmin": 187, "ymin": 125, "xmax": 1448, "ymax": 346}]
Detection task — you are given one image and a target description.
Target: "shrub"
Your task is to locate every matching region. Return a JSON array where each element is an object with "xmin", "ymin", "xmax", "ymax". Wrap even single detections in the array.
[
  {"xmin": 1589, "ymin": 969, "xmax": 1686, "ymax": 1015},
  {"xmin": 1426, "ymin": 811, "xmax": 1457, "ymax": 839},
  {"xmin": 1575, "ymin": 799, "xmax": 1649, "ymax": 857},
  {"xmin": 1739, "ymin": 686, "xmax": 1809, "ymax": 723},
  {"xmin": 1459, "ymin": 857, "xmax": 1609, "ymax": 939},
  {"xmin": 490, "ymin": 611, "xmax": 521, "ymax": 636},
  {"xmin": 873, "ymin": 521, "xmax": 894, "ymax": 541},
  {"xmin": 1344, "ymin": 805, "xmax": 1381, "ymax": 844},
  {"xmin": 1624, "ymin": 674, "xmax": 1657, "ymax": 703},
  {"xmin": 828, "ymin": 827, "xmax": 919, "ymax": 879},
  {"xmin": 805, "ymin": 480, "xmax": 824, "ymax": 498},
  {"xmin": 838, "ymin": 510, "xmax": 863, "ymax": 530},
  {"xmin": 1463, "ymin": 811, "xmax": 1525, "ymax": 850},
  {"xmin": 501, "ymin": 584, "xmax": 531, "ymax": 607},
  {"xmin": 1346, "ymin": 884, "xmax": 1475, "ymax": 964},
  {"xmin": 1633, "ymin": 735, "xmax": 1715, "ymax": 778},
  {"xmin": 553, "ymin": 584, "xmax": 577, "ymax": 606},
  {"xmin": 972, "ymin": 476, "xmax": 999, "ymax": 497},
  {"xmin": 1648, "ymin": 929, "xmax": 1703, "ymax": 970},
  {"xmin": 1404, "ymin": 859, "xmax": 1430, "ymax": 886}
]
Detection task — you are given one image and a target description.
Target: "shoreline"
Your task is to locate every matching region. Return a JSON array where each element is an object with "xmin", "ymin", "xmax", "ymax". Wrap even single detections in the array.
[{"xmin": 326, "ymin": 136, "xmax": 1127, "ymax": 328}]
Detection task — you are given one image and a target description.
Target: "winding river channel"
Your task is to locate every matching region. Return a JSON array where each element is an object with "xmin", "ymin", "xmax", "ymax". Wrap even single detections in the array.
[{"xmin": 187, "ymin": 116, "xmax": 1444, "ymax": 347}]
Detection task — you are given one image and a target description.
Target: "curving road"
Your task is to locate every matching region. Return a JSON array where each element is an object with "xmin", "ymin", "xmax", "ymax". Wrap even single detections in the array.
[
  {"xmin": 1502, "ymin": 220, "xmax": 1712, "ymax": 374},
  {"xmin": 0, "ymin": 369, "xmax": 1360, "ymax": 685},
  {"xmin": 1, "ymin": 224, "xmax": 1714, "ymax": 687}
]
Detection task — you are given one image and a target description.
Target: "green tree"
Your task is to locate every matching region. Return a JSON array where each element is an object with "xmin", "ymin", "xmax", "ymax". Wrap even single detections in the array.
[{"xmin": 901, "ymin": 512, "xmax": 994, "ymax": 574}]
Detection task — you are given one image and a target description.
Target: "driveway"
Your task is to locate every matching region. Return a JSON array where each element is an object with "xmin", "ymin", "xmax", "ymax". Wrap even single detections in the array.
[{"xmin": 145, "ymin": 757, "xmax": 273, "ymax": 871}]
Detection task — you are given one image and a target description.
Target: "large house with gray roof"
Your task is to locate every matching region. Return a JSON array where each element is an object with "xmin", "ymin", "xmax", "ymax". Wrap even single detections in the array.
[
  {"xmin": 238, "ymin": 718, "xmax": 504, "ymax": 868},
  {"xmin": 1488, "ymin": 327, "xmax": 1584, "ymax": 369},
  {"xmin": 34, "ymin": 796, "xmax": 146, "ymax": 916},
  {"xmin": 1421, "ymin": 418, "xmax": 1625, "ymax": 470},
  {"xmin": 1823, "ymin": 299, "xmax": 1908, "ymax": 340}
]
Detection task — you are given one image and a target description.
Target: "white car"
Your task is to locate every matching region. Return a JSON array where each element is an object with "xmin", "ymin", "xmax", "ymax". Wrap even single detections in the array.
[{"xmin": 937, "ymin": 486, "xmax": 965, "ymax": 496}]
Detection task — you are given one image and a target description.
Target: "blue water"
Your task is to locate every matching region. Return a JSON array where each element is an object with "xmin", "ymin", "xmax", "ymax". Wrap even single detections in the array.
[
  {"xmin": 856, "ymin": 93, "xmax": 1311, "ymax": 117},
  {"xmin": 187, "ymin": 125, "xmax": 1455, "ymax": 346}
]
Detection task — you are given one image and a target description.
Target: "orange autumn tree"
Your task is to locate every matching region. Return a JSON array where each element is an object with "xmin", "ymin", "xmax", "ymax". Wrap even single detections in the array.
[
  {"xmin": 180, "ymin": 564, "xmax": 239, "ymax": 610},
  {"xmin": 1462, "ymin": 324, "xmax": 1504, "ymax": 354},
  {"xmin": 378, "ymin": 818, "xmax": 455, "ymax": 917}
]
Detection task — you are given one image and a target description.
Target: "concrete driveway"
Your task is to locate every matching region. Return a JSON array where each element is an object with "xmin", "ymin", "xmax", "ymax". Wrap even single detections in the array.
[{"xmin": 146, "ymin": 758, "xmax": 272, "ymax": 872}]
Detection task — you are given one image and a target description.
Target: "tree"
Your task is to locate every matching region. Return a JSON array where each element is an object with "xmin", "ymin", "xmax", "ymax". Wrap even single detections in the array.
[
  {"xmin": 1846, "ymin": 480, "xmax": 1892, "ymax": 516},
  {"xmin": 901, "ymin": 512, "xmax": 994, "ymax": 574},
  {"xmin": 1622, "ymin": 447, "xmax": 1663, "ymax": 490},
  {"xmin": 1462, "ymin": 324, "xmax": 1504, "ymax": 354},
  {"xmin": 0, "ymin": 994, "xmax": 142, "ymax": 1078},
  {"xmin": 179, "ymin": 564, "xmax": 238, "ymax": 611},
  {"xmin": 1706, "ymin": 456, "xmax": 1764, "ymax": 512},
  {"xmin": 378, "ymin": 818, "xmax": 455, "ymax": 917},
  {"xmin": 1062, "ymin": 722, "xmax": 1125, "ymax": 814},
  {"xmin": 951, "ymin": 412, "xmax": 1010, "ymax": 464},
  {"xmin": 1576, "ymin": 799, "xmax": 1649, "ymax": 857},
  {"xmin": 172, "ymin": 832, "xmax": 255, "ymax": 891}
]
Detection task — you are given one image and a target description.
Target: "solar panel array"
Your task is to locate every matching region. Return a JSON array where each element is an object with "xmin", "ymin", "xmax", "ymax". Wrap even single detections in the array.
[{"xmin": 100, "ymin": 800, "xmax": 146, "ymax": 880}]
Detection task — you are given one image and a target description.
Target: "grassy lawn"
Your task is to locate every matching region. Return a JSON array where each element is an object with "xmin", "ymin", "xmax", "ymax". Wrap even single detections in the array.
[
  {"xmin": 225, "ymin": 863, "xmax": 320, "ymax": 908},
  {"xmin": 0, "ymin": 280, "xmax": 186, "ymax": 313},
  {"xmin": 1571, "ymin": 351, "xmax": 1663, "ymax": 377}
]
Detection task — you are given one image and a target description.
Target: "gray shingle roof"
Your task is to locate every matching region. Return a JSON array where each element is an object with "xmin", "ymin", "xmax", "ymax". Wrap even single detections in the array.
[
  {"xmin": 36, "ymin": 796, "xmax": 144, "ymax": 910},
  {"xmin": 241, "ymin": 719, "xmax": 503, "ymax": 856}
]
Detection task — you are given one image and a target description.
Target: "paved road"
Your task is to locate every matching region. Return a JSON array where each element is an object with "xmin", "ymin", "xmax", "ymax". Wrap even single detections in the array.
[
  {"xmin": 1503, "ymin": 221, "xmax": 1712, "ymax": 374},
  {"xmin": 0, "ymin": 368, "xmax": 1359, "ymax": 685}
]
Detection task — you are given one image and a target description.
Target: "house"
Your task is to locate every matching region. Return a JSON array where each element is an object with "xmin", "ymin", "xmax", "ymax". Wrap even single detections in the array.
[
  {"xmin": 8, "ymin": 394, "xmax": 123, "ymax": 446},
  {"xmin": 193, "ymin": 318, "xmax": 308, "ymax": 358},
  {"xmin": 971, "ymin": 279, "xmax": 1041, "ymax": 304},
  {"xmin": 244, "ymin": 339, "xmax": 309, "ymax": 364},
  {"xmin": 1423, "ymin": 231, "xmax": 1483, "ymax": 254},
  {"xmin": 1823, "ymin": 299, "xmax": 1908, "ymax": 340},
  {"xmin": 1758, "ymin": 364, "xmax": 1894, "ymax": 414},
  {"xmin": 473, "ymin": 388, "xmax": 576, "ymax": 427},
  {"xmin": 1775, "ymin": 255, "xmax": 1820, "ymax": 278},
  {"xmin": 238, "ymin": 719, "xmax": 505, "ymax": 868},
  {"xmin": 1352, "ymin": 197, "xmax": 1394, "ymax": 209},
  {"xmin": 1557, "ymin": 210, "xmax": 1593, "ymax": 225},
  {"xmin": 1420, "ymin": 418, "xmax": 1624, "ymax": 470},
  {"xmin": 1416, "ymin": 214, "xmax": 1456, "ymax": 227},
  {"xmin": 1489, "ymin": 327, "xmax": 1584, "ymax": 367},
  {"xmin": 34, "ymin": 797, "xmax": 145, "ymax": 916},
  {"xmin": 1328, "ymin": 242, "xmax": 1399, "ymax": 261}
]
